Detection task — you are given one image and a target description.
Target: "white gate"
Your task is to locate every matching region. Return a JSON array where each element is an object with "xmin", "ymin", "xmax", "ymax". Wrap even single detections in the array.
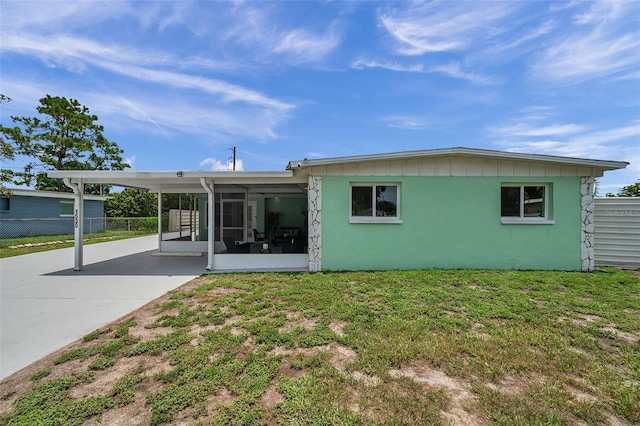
[{"xmin": 594, "ymin": 197, "xmax": 640, "ymax": 269}]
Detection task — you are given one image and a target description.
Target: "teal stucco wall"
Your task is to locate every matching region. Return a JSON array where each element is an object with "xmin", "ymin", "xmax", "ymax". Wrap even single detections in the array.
[{"xmin": 320, "ymin": 176, "xmax": 582, "ymax": 271}]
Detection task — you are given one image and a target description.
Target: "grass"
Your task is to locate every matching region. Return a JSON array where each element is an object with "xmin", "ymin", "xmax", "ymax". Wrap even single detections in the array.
[
  {"xmin": 0, "ymin": 268, "xmax": 638, "ymax": 425},
  {"xmin": 0, "ymin": 230, "xmax": 155, "ymax": 258}
]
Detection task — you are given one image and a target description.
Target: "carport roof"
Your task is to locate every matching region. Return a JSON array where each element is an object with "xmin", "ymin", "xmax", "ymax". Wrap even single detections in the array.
[{"xmin": 47, "ymin": 170, "xmax": 305, "ymax": 194}]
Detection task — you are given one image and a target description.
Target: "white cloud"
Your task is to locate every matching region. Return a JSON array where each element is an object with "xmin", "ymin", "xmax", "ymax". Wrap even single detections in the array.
[
  {"xmin": 350, "ymin": 58, "xmax": 424, "ymax": 72},
  {"xmin": 490, "ymin": 118, "xmax": 639, "ymax": 160},
  {"xmin": 1, "ymin": 33, "xmax": 293, "ymax": 112},
  {"xmin": 216, "ymin": 4, "xmax": 342, "ymax": 65},
  {"xmin": 532, "ymin": 1, "xmax": 640, "ymax": 81},
  {"xmin": 305, "ymin": 152, "xmax": 326, "ymax": 159},
  {"xmin": 381, "ymin": 115, "xmax": 428, "ymax": 130},
  {"xmin": 98, "ymin": 62, "xmax": 293, "ymax": 111},
  {"xmin": 200, "ymin": 157, "xmax": 245, "ymax": 171},
  {"xmin": 429, "ymin": 62, "xmax": 496, "ymax": 85},
  {"xmin": 533, "ymin": 31, "xmax": 639, "ymax": 81},
  {"xmin": 376, "ymin": 1, "xmax": 639, "ymax": 85},
  {"xmin": 3, "ymin": 75, "xmax": 288, "ymax": 146},
  {"xmin": 490, "ymin": 123, "xmax": 588, "ymax": 138},
  {"xmin": 92, "ymin": 92, "xmax": 287, "ymax": 142},
  {"xmin": 378, "ymin": 2, "xmax": 518, "ymax": 55},
  {"xmin": 0, "ymin": 0, "xmax": 133, "ymax": 32},
  {"xmin": 572, "ymin": 0, "xmax": 628, "ymax": 25},
  {"xmin": 274, "ymin": 27, "xmax": 341, "ymax": 64},
  {"xmin": 350, "ymin": 58, "xmax": 493, "ymax": 84},
  {"xmin": 486, "ymin": 19, "xmax": 556, "ymax": 56}
]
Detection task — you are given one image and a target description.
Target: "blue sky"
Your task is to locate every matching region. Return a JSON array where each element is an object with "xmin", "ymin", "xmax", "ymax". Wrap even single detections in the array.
[{"xmin": 1, "ymin": 0, "xmax": 638, "ymax": 194}]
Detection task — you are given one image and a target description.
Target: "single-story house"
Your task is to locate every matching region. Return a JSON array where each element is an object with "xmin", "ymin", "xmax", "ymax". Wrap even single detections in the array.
[
  {"xmin": 0, "ymin": 188, "xmax": 107, "ymax": 238},
  {"xmin": 47, "ymin": 147, "xmax": 628, "ymax": 272}
]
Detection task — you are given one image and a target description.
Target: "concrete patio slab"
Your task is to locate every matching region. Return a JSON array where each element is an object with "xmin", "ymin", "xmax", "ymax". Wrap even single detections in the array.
[{"xmin": 0, "ymin": 235, "xmax": 206, "ymax": 380}]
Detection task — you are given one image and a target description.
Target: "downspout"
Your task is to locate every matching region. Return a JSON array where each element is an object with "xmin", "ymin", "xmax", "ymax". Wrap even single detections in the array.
[
  {"xmin": 200, "ymin": 178, "xmax": 214, "ymax": 271},
  {"xmin": 63, "ymin": 177, "xmax": 84, "ymax": 271}
]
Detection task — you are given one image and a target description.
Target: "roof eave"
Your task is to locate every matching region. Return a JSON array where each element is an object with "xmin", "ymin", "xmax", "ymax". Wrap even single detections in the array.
[
  {"xmin": 289, "ymin": 147, "xmax": 629, "ymax": 171},
  {"xmin": 47, "ymin": 170, "xmax": 294, "ymax": 179},
  {"xmin": 5, "ymin": 188, "xmax": 108, "ymax": 201}
]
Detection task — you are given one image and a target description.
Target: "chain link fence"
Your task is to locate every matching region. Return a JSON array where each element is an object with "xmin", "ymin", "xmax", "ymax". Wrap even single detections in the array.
[{"xmin": 0, "ymin": 217, "xmax": 164, "ymax": 239}]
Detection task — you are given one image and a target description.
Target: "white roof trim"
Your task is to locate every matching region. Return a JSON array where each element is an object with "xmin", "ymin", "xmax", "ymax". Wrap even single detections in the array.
[
  {"xmin": 46, "ymin": 170, "xmax": 304, "ymax": 193},
  {"xmin": 289, "ymin": 147, "xmax": 628, "ymax": 171},
  {"xmin": 47, "ymin": 170, "xmax": 294, "ymax": 179},
  {"xmin": 5, "ymin": 188, "xmax": 108, "ymax": 201}
]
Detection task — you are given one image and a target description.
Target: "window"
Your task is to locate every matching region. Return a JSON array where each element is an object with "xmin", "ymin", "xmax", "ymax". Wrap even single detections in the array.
[
  {"xmin": 0, "ymin": 197, "xmax": 9, "ymax": 211},
  {"xmin": 501, "ymin": 184, "xmax": 553, "ymax": 224},
  {"xmin": 60, "ymin": 201, "xmax": 74, "ymax": 216},
  {"xmin": 350, "ymin": 183, "xmax": 401, "ymax": 223}
]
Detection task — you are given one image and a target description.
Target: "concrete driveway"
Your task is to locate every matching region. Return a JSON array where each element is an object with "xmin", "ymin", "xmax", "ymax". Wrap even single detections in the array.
[{"xmin": 0, "ymin": 235, "xmax": 206, "ymax": 380}]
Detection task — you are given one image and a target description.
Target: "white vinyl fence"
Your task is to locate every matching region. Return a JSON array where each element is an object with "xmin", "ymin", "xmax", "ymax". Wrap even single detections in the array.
[{"xmin": 594, "ymin": 197, "xmax": 640, "ymax": 269}]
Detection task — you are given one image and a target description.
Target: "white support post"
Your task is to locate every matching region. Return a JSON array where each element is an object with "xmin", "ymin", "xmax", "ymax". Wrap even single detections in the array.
[
  {"xmin": 200, "ymin": 178, "xmax": 215, "ymax": 271},
  {"xmin": 64, "ymin": 178, "xmax": 84, "ymax": 271},
  {"xmin": 157, "ymin": 190, "xmax": 163, "ymax": 251}
]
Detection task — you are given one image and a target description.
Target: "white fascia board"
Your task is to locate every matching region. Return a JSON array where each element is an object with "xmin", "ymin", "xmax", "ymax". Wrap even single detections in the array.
[
  {"xmin": 7, "ymin": 189, "xmax": 108, "ymax": 201},
  {"xmin": 289, "ymin": 147, "xmax": 629, "ymax": 171},
  {"xmin": 47, "ymin": 170, "xmax": 294, "ymax": 180},
  {"xmin": 46, "ymin": 170, "xmax": 303, "ymax": 193}
]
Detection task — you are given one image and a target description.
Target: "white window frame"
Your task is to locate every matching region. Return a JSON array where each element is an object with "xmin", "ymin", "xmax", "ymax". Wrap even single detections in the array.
[
  {"xmin": 349, "ymin": 183, "xmax": 402, "ymax": 224},
  {"xmin": 500, "ymin": 183, "xmax": 554, "ymax": 225}
]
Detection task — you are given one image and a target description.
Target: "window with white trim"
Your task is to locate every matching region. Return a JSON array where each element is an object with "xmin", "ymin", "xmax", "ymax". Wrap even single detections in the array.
[
  {"xmin": 350, "ymin": 183, "xmax": 401, "ymax": 223},
  {"xmin": 501, "ymin": 184, "xmax": 553, "ymax": 224}
]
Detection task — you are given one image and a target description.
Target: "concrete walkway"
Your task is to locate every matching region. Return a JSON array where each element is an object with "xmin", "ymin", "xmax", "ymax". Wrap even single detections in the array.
[{"xmin": 0, "ymin": 235, "xmax": 206, "ymax": 380}]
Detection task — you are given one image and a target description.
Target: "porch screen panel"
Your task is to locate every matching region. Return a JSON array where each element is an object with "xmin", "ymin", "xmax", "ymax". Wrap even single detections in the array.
[{"xmin": 222, "ymin": 198, "xmax": 244, "ymax": 242}]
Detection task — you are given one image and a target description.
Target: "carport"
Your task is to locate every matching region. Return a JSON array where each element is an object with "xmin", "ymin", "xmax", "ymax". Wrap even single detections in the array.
[{"xmin": 47, "ymin": 170, "xmax": 310, "ymax": 272}]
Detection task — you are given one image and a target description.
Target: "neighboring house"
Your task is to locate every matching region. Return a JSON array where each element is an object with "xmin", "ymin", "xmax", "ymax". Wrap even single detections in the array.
[
  {"xmin": 0, "ymin": 189, "xmax": 107, "ymax": 238},
  {"xmin": 48, "ymin": 147, "xmax": 628, "ymax": 272}
]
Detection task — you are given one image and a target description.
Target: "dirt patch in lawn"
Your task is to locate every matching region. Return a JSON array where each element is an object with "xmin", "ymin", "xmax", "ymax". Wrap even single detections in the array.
[
  {"xmin": 389, "ymin": 361, "xmax": 485, "ymax": 426},
  {"xmin": 277, "ymin": 312, "xmax": 317, "ymax": 332},
  {"xmin": 601, "ymin": 325, "xmax": 640, "ymax": 346}
]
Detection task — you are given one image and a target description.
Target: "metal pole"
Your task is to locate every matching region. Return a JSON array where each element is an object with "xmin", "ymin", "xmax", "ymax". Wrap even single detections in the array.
[
  {"xmin": 157, "ymin": 190, "xmax": 162, "ymax": 251},
  {"xmin": 63, "ymin": 177, "xmax": 84, "ymax": 271},
  {"xmin": 178, "ymin": 194, "xmax": 182, "ymax": 239},
  {"xmin": 201, "ymin": 178, "xmax": 214, "ymax": 270}
]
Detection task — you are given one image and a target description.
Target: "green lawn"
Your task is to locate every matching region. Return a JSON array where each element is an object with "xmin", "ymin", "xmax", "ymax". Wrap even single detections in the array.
[
  {"xmin": 0, "ymin": 269, "xmax": 638, "ymax": 425},
  {"xmin": 0, "ymin": 230, "xmax": 155, "ymax": 258}
]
